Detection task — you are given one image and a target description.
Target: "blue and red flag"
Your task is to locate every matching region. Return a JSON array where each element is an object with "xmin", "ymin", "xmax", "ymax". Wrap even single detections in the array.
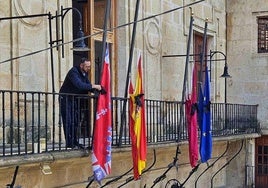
[
  {"xmin": 199, "ymin": 65, "xmax": 212, "ymax": 163},
  {"xmin": 92, "ymin": 44, "xmax": 112, "ymax": 183}
]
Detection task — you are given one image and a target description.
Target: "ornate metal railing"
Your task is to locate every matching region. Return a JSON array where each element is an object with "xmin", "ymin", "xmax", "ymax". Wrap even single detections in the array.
[{"xmin": 0, "ymin": 90, "xmax": 259, "ymax": 157}]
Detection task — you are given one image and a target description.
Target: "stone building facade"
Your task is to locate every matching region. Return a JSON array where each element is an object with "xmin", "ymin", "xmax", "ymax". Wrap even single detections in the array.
[
  {"xmin": 0, "ymin": 0, "xmax": 266, "ymax": 187},
  {"xmin": 227, "ymin": 0, "xmax": 268, "ymax": 128}
]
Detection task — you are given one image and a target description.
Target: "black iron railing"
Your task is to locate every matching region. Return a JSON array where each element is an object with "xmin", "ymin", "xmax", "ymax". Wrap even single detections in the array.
[{"xmin": 0, "ymin": 90, "xmax": 259, "ymax": 157}]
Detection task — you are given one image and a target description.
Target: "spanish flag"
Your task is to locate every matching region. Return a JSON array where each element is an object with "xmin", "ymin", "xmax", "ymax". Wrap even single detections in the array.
[{"xmin": 129, "ymin": 54, "xmax": 147, "ymax": 180}]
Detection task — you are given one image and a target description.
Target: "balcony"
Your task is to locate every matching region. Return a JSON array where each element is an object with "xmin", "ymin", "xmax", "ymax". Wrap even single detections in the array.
[{"xmin": 0, "ymin": 90, "xmax": 260, "ymax": 157}]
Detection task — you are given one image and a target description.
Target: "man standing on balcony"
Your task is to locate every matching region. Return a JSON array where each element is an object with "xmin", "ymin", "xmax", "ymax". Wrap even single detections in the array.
[{"xmin": 59, "ymin": 57, "xmax": 102, "ymax": 148}]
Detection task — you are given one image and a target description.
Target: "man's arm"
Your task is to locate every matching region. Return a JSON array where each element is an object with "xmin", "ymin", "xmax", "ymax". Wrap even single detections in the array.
[{"xmin": 68, "ymin": 68, "xmax": 102, "ymax": 92}]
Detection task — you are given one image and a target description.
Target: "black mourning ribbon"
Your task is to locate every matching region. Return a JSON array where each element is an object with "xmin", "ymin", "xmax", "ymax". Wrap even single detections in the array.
[
  {"xmin": 204, "ymin": 101, "xmax": 211, "ymax": 113},
  {"xmin": 134, "ymin": 94, "xmax": 144, "ymax": 107},
  {"xmin": 191, "ymin": 103, "xmax": 198, "ymax": 115},
  {"xmin": 100, "ymin": 86, "xmax": 107, "ymax": 95}
]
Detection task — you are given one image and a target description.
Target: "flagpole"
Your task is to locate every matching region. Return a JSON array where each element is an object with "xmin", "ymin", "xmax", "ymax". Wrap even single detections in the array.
[
  {"xmin": 197, "ymin": 19, "xmax": 208, "ymax": 138},
  {"xmin": 198, "ymin": 19, "xmax": 208, "ymax": 88},
  {"xmin": 119, "ymin": 0, "xmax": 141, "ymax": 146},
  {"xmin": 99, "ymin": 0, "xmax": 111, "ymax": 80},
  {"xmin": 151, "ymin": 15, "xmax": 194, "ymax": 188},
  {"xmin": 179, "ymin": 14, "xmax": 194, "ymax": 140}
]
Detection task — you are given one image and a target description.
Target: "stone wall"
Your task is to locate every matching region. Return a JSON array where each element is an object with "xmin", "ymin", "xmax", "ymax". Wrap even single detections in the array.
[
  {"xmin": 0, "ymin": 0, "xmax": 257, "ymax": 188},
  {"xmin": 226, "ymin": 0, "xmax": 268, "ymax": 129},
  {"xmin": 0, "ymin": 140, "xmax": 249, "ymax": 188},
  {"xmin": 116, "ymin": 0, "xmax": 228, "ymax": 103},
  {"xmin": 0, "ymin": 0, "xmax": 73, "ymax": 93}
]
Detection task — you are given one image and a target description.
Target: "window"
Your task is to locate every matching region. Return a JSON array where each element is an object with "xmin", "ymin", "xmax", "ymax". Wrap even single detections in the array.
[
  {"xmin": 257, "ymin": 145, "xmax": 268, "ymax": 175},
  {"xmin": 258, "ymin": 16, "xmax": 268, "ymax": 53}
]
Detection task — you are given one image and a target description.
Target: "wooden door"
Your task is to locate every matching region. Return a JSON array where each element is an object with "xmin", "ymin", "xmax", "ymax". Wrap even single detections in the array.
[
  {"xmin": 194, "ymin": 33, "xmax": 207, "ymax": 91},
  {"xmin": 255, "ymin": 136, "xmax": 268, "ymax": 187}
]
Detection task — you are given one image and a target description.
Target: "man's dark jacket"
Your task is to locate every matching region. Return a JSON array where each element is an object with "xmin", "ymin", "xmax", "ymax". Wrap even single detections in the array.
[{"xmin": 60, "ymin": 66, "xmax": 94, "ymax": 94}]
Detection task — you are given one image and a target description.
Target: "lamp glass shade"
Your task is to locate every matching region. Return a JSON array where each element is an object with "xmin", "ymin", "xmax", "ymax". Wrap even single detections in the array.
[
  {"xmin": 220, "ymin": 65, "xmax": 231, "ymax": 78},
  {"xmin": 71, "ymin": 28, "xmax": 90, "ymax": 51}
]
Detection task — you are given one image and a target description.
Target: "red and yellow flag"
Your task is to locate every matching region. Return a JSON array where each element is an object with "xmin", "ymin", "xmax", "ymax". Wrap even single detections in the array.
[{"xmin": 129, "ymin": 54, "xmax": 147, "ymax": 180}]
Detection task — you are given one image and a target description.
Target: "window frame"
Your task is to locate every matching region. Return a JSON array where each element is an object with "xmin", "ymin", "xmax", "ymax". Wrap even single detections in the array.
[{"xmin": 257, "ymin": 16, "xmax": 268, "ymax": 53}]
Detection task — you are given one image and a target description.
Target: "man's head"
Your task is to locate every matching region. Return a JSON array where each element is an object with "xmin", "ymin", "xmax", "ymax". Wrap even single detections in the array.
[{"xmin": 80, "ymin": 57, "xmax": 91, "ymax": 73}]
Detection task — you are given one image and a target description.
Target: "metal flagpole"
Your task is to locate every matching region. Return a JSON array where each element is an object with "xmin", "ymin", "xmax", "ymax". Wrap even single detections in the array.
[
  {"xmin": 175, "ymin": 14, "xmax": 197, "ymax": 188},
  {"xmin": 87, "ymin": 1, "xmax": 111, "ymax": 187},
  {"xmin": 118, "ymin": 0, "xmax": 141, "ymax": 146},
  {"xmin": 91, "ymin": 0, "xmax": 111, "ymax": 157},
  {"xmin": 100, "ymin": 0, "xmax": 111, "ymax": 77},
  {"xmin": 178, "ymin": 14, "xmax": 194, "ymax": 140},
  {"xmin": 151, "ymin": 15, "xmax": 194, "ymax": 188},
  {"xmin": 198, "ymin": 19, "xmax": 208, "ymax": 93},
  {"xmin": 197, "ymin": 19, "xmax": 208, "ymax": 149}
]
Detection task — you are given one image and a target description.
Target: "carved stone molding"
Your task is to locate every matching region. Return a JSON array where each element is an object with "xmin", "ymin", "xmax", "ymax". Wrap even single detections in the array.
[
  {"xmin": 14, "ymin": 0, "xmax": 46, "ymax": 26},
  {"xmin": 145, "ymin": 18, "xmax": 162, "ymax": 55}
]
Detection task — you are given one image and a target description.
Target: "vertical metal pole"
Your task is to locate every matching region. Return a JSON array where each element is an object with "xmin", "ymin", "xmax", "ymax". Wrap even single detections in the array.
[
  {"xmin": 100, "ymin": 0, "xmax": 111, "ymax": 75},
  {"xmin": 178, "ymin": 15, "xmax": 194, "ymax": 141},
  {"xmin": 48, "ymin": 13, "xmax": 55, "ymax": 93},
  {"xmin": 225, "ymin": 77, "xmax": 227, "ymax": 104},
  {"xmin": 224, "ymin": 75, "xmax": 227, "ymax": 130},
  {"xmin": 181, "ymin": 15, "xmax": 194, "ymax": 105},
  {"xmin": 61, "ymin": 6, "xmax": 65, "ymax": 58},
  {"xmin": 118, "ymin": 0, "xmax": 140, "ymax": 146},
  {"xmin": 198, "ymin": 19, "xmax": 208, "ymax": 87},
  {"xmin": 55, "ymin": 11, "xmax": 59, "ymax": 51},
  {"xmin": 89, "ymin": 1, "xmax": 111, "ymax": 154},
  {"xmin": 48, "ymin": 13, "xmax": 56, "ymax": 152},
  {"xmin": 197, "ymin": 19, "xmax": 208, "ymax": 130},
  {"xmin": 209, "ymin": 50, "xmax": 212, "ymax": 82}
]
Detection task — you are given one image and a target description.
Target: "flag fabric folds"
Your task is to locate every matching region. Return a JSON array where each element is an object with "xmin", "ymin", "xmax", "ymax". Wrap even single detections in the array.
[
  {"xmin": 185, "ymin": 63, "xmax": 199, "ymax": 167},
  {"xmin": 129, "ymin": 54, "xmax": 147, "ymax": 180},
  {"xmin": 92, "ymin": 44, "xmax": 112, "ymax": 183},
  {"xmin": 199, "ymin": 65, "xmax": 212, "ymax": 163}
]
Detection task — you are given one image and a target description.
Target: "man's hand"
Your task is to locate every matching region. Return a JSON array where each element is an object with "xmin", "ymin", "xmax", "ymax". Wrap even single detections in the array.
[
  {"xmin": 93, "ymin": 84, "xmax": 102, "ymax": 91},
  {"xmin": 92, "ymin": 84, "xmax": 106, "ymax": 94}
]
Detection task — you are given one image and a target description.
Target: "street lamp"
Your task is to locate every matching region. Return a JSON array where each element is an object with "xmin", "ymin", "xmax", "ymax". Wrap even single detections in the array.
[
  {"xmin": 209, "ymin": 50, "xmax": 231, "ymax": 104},
  {"xmin": 209, "ymin": 50, "xmax": 231, "ymax": 131},
  {"xmin": 50, "ymin": 6, "xmax": 89, "ymax": 58},
  {"xmin": 62, "ymin": 6, "xmax": 89, "ymax": 51}
]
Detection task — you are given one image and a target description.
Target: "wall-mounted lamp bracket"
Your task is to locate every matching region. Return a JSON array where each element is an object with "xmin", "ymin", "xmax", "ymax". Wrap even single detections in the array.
[
  {"xmin": 209, "ymin": 50, "xmax": 231, "ymax": 104},
  {"xmin": 209, "ymin": 50, "xmax": 231, "ymax": 79},
  {"xmin": 49, "ymin": 6, "xmax": 89, "ymax": 58}
]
